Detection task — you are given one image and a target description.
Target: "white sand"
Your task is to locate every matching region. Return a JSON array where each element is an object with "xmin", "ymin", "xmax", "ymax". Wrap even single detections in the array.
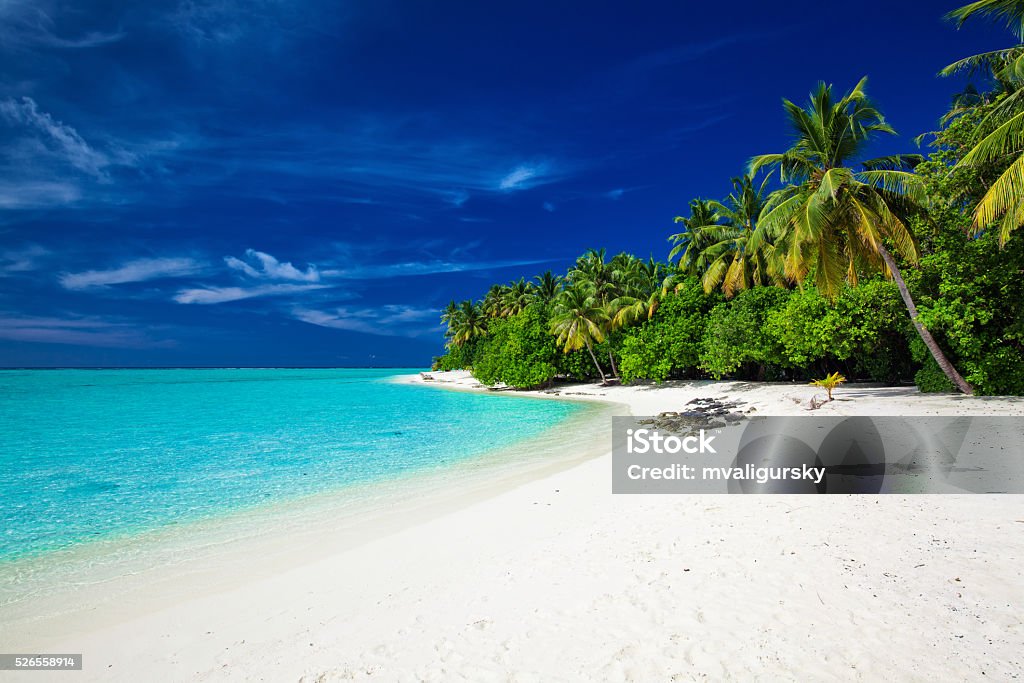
[{"xmin": 4, "ymin": 374, "xmax": 1024, "ymax": 681}]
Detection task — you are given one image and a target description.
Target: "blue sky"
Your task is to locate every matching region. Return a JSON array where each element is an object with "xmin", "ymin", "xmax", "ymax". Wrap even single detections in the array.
[{"xmin": 0, "ymin": 0, "xmax": 1004, "ymax": 367}]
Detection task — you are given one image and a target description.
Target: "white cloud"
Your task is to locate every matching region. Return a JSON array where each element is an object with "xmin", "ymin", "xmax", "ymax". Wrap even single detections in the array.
[
  {"xmin": 0, "ymin": 97, "xmax": 111, "ymax": 180},
  {"xmin": 60, "ymin": 257, "xmax": 206, "ymax": 290},
  {"xmin": 174, "ymin": 282, "xmax": 328, "ymax": 305},
  {"xmin": 607, "ymin": 188, "xmax": 625, "ymax": 200},
  {"xmin": 225, "ymin": 249, "xmax": 319, "ymax": 282},
  {"xmin": 543, "ymin": 201, "xmax": 556, "ymax": 212},
  {"xmin": 498, "ymin": 162, "xmax": 552, "ymax": 191},
  {"xmin": 292, "ymin": 305, "xmax": 438, "ymax": 337}
]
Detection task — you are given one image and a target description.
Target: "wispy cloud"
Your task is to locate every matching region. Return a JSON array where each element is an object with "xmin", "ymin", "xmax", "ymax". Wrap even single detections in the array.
[
  {"xmin": 0, "ymin": 181, "xmax": 81, "ymax": 209},
  {"xmin": 0, "ymin": 313, "xmax": 172, "ymax": 348},
  {"xmin": 60, "ymin": 257, "xmax": 206, "ymax": 290},
  {"xmin": 0, "ymin": 244, "xmax": 50, "ymax": 276},
  {"xmin": 182, "ymin": 121, "xmax": 572, "ymax": 208},
  {"xmin": 542, "ymin": 201, "xmax": 556, "ymax": 212},
  {"xmin": 320, "ymin": 257, "xmax": 557, "ymax": 280},
  {"xmin": 498, "ymin": 162, "xmax": 553, "ymax": 191},
  {"xmin": 225, "ymin": 249, "xmax": 319, "ymax": 282},
  {"xmin": 0, "ymin": 1, "xmax": 125, "ymax": 51},
  {"xmin": 0, "ymin": 97, "xmax": 114, "ymax": 181},
  {"xmin": 174, "ymin": 283, "xmax": 328, "ymax": 305},
  {"xmin": 293, "ymin": 305, "xmax": 439, "ymax": 337}
]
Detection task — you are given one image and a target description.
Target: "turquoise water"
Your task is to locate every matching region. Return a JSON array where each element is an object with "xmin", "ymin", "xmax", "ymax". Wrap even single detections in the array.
[{"xmin": 0, "ymin": 369, "xmax": 587, "ymax": 563}]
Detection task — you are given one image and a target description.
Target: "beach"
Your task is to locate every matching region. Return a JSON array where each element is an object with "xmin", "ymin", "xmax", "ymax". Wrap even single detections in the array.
[{"xmin": 3, "ymin": 373, "xmax": 1024, "ymax": 681}]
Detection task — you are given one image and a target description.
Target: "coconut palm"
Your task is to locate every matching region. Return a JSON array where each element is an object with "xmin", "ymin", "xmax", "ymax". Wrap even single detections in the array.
[
  {"xmin": 501, "ymin": 278, "xmax": 536, "ymax": 316},
  {"xmin": 568, "ymin": 249, "xmax": 622, "ymax": 378},
  {"xmin": 481, "ymin": 284, "xmax": 509, "ymax": 318},
  {"xmin": 943, "ymin": 0, "xmax": 1024, "ymax": 244},
  {"xmin": 944, "ymin": 0, "xmax": 1024, "ymax": 84},
  {"xmin": 608, "ymin": 255, "xmax": 669, "ymax": 328},
  {"xmin": 448, "ymin": 300, "xmax": 486, "ymax": 347},
  {"xmin": 749, "ymin": 77, "xmax": 974, "ymax": 394},
  {"xmin": 534, "ymin": 270, "xmax": 562, "ymax": 303},
  {"xmin": 668, "ymin": 199, "xmax": 722, "ymax": 275},
  {"xmin": 682, "ymin": 174, "xmax": 784, "ymax": 297},
  {"xmin": 550, "ymin": 283, "xmax": 610, "ymax": 384}
]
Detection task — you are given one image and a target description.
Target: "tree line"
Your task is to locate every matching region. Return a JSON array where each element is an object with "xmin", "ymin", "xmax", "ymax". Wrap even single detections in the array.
[{"xmin": 436, "ymin": 1, "xmax": 1024, "ymax": 396}]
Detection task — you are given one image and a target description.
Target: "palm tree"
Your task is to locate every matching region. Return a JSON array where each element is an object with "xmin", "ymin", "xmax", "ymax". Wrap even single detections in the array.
[
  {"xmin": 550, "ymin": 283, "xmax": 610, "ymax": 384},
  {"xmin": 568, "ymin": 249, "xmax": 622, "ymax": 379},
  {"xmin": 681, "ymin": 174, "xmax": 784, "ymax": 297},
  {"xmin": 608, "ymin": 255, "xmax": 668, "ymax": 327},
  {"xmin": 668, "ymin": 199, "xmax": 722, "ymax": 275},
  {"xmin": 501, "ymin": 278, "xmax": 536, "ymax": 316},
  {"xmin": 449, "ymin": 300, "xmax": 487, "ymax": 347},
  {"xmin": 534, "ymin": 271, "xmax": 562, "ymax": 303},
  {"xmin": 482, "ymin": 284, "xmax": 509, "ymax": 318},
  {"xmin": 440, "ymin": 300, "xmax": 460, "ymax": 344},
  {"xmin": 943, "ymin": 0, "xmax": 1024, "ymax": 244},
  {"xmin": 749, "ymin": 77, "xmax": 974, "ymax": 395}
]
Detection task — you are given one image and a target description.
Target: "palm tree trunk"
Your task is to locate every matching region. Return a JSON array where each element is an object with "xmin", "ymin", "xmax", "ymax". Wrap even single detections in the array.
[
  {"xmin": 607, "ymin": 349, "xmax": 620, "ymax": 380},
  {"xmin": 585, "ymin": 339, "xmax": 608, "ymax": 384},
  {"xmin": 877, "ymin": 244, "xmax": 973, "ymax": 395}
]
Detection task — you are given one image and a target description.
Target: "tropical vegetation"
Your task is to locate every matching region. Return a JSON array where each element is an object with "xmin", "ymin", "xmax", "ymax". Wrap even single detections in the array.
[{"xmin": 434, "ymin": 1, "xmax": 1024, "ymax": 396}]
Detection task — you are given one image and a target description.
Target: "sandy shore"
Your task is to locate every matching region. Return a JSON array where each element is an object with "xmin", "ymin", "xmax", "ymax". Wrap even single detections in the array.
[{"xmin": 3, "ymin": 373, "xmax": 1023, "ymax": 681}]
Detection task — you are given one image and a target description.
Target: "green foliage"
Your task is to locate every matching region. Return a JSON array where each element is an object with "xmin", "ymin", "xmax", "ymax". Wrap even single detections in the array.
[
  {"xmin": 911, "ymin": 107, "xmax": 1024, "ymax": 395},
  {"xmin": 472, "ymin": 304, "xmax": 559, "ymax": 389},
  {"xmin": 914, "ymin": 353, "xmax": 957, "ymax": 393},
  {"xmin": 556, "ymin": 348, "xmax": 602, "ymax": 381},
  {"xmin": 432, "ymin": 340, "xmax": 477, "ymax": 371},
  {"xmin": 618, "ymin": 278, "xmax": 719, "ymax": 382},
  {"xmin": 911, "ymin": 224, "xmax": 1024, "ymax": 394},
  {"xmin": 699, "ymin": 287, "xmax": 790, "ymax": 379},
  {"xmin": 810, "ymin": 371, "xmax": 847, "ymax": 400},
  {"xmin": 764, "ymin": 281, "xmax": 914, "ymax": 381}
]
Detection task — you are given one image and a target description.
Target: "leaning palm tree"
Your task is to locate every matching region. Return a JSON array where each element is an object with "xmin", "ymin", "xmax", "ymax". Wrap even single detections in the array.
[
  {"xmin": 550, "ymin": 283, "xmax": 610, "ymax": 384},
  {"xmin": 749, "ymin": 77, "xmax": 974, "ymax": 395},
  {"xmin": 943, "ymin": 0, "xmax": 1024, "ymax": 244}
]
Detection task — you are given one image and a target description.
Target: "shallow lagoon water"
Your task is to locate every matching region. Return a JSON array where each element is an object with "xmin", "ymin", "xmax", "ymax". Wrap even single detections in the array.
[{"xmin": 0, "ymin": 368, "xmax": 594, "ymax": 564}]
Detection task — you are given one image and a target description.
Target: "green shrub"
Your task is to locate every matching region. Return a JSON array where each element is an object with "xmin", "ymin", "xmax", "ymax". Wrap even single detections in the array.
[
  {"xmin": 471, "ymin": 304, "xmax": 559, "ymax": 388},
  {"xmin": 432, "ymin": 340, "xmax": 478, "ymax": 371},
  {"xmin": 699, "ymin": 287, "xmax": 790, "ymax": 379},
  {"xmin": 619, "ymin": 278, "xmax": 718, "ymax": 383},
  {"xmin": 764, "ymin": 281, "xmax": 913, "ymax": 381}
]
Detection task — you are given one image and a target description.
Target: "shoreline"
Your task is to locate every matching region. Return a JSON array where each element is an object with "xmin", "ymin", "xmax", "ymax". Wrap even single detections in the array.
[
  {"xmin": 0, "ymin": 377, "xmax": 617, "ymax": 655},
  {"xmin": 404, "ymin": 369, "xmax": 1024, "ymax": 416},
  {"xmin": 2, "ymin": 373, "xmax": 1022, "ymax": 680}
]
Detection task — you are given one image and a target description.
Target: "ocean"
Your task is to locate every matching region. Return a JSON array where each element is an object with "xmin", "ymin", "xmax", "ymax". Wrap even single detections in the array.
[{"xmin": 0, "ymin": 368, "xmax": 597, "ymax": 565}]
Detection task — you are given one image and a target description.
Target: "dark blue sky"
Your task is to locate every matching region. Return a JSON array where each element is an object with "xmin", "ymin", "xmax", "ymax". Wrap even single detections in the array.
[{"xmin": 0, "ymin": 0, "xmax": 1005, "ymax": 366}]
